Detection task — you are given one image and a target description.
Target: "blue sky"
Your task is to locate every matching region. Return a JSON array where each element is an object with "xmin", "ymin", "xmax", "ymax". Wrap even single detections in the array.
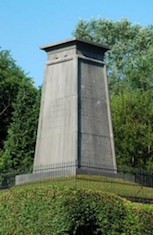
[{"xmin": 0, "ymin": 0, "xmax": 153, "ymax": 87}]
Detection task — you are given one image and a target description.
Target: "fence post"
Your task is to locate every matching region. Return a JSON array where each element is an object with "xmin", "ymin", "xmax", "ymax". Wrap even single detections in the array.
[
  {"xmin": 2, "ymin": 172, "xmax": 8, "ymax": 189},
  {"xmin": 75, "ymin": 160, "xmax": 77, "ymax": 188}
]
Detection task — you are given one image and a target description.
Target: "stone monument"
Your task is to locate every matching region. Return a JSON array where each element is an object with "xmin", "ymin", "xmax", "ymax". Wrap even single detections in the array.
[
  {"xmin": 16, "ymin": 37, "xmax": 116, "ymax": 184},
  {"xmin": 34, "ymin": 37, "xmax": 116, "ymax": 170}
]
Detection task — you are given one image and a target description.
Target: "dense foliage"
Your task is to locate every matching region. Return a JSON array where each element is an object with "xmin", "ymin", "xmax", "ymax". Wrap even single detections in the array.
[
  {"xmin": 73, "ymin": 18, "xmax": 153, "ymax": 170},
  {"xmin": 0, "ymin": 187, "xmax": 153, "ymax": 234},
  {"xmin": 0, "ymin": 50, "xmax": 22, "ymax": 152},
  {"xmin": 0, "ymin": 49, "xmax": 40, "ymax": 171}
]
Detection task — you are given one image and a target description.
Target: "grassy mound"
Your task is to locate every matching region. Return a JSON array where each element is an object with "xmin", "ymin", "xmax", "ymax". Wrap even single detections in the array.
[
  {"xmin": 0, "ymin": 186, "xmax": 153, "ymax": 235},
  {"xmin": 6, "ymin": 174, "xmax": 153, "ymax": 200}
]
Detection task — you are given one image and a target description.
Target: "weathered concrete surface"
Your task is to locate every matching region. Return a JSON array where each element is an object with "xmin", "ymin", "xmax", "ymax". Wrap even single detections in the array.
[
  {"xmin": 33, "ymin": 37, "xmax": 116, "ymax": 172},
  {"xmin": 16, "ymin": 166, "xmax": 76, "ymax": 185},
  {"xmin": 34, "ymin": 57, "xmax": 78, "ymax": 168},
  {"xmin": 78, "ymin": 59, "xmax": 116, "ymax": 168}
]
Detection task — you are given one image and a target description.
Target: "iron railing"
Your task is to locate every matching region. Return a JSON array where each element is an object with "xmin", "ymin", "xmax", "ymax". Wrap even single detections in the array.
[{"xmin": 1, "ymin": 161, "xmax": 153, "ymax": 202}]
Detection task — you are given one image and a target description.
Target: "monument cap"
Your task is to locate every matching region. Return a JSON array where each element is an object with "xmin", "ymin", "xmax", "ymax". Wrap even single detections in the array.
[{"xmin": 40, "ymin": 37, "xmax": 110, "ymax": 61}]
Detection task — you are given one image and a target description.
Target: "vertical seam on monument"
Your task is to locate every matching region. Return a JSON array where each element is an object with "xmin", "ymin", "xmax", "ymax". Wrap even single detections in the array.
[{"xmin": 78, "ymin": 58, "xmax": 81, "ymax": 168}]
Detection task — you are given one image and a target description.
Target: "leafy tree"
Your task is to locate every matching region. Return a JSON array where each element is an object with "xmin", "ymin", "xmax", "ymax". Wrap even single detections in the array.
[
  {"xmin": 0, "ymin": 81, "xmax": 41, "ymax": 170},
  {"xmin": 0, "ymin": 49, "xmax": 41, "ymax": 171},
  {"xmin": 111, "ymin": 89, "xmax": 153, "ymax": 169},
  {"xmin": 73, "ymin": 18, "xmax": 153, "ymax": 169},
  {"xmin": 73, "ymin": 18, "xmax": 153, "ymax": 89},
  {"xmin": 0, "ymin": 49, "xmax": 25, "ymax": 151}
]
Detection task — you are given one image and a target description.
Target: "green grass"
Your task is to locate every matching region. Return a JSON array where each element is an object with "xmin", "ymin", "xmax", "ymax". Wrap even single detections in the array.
[{"xmin": 2, "ymin": 174, "xmax": 153, "ymax": 200}]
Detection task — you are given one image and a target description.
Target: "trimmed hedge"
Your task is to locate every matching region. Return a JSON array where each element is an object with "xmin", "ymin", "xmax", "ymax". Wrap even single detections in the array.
[{"xmin": 0, "ymin": 187, "xmax": 153, "ymax": 234}]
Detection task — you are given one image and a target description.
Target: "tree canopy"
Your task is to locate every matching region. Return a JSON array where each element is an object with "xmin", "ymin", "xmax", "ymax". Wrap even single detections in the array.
[
  {"xmin": 0, "ymin": 49, "xmax": 40, "ymax": 171},
  {"xmin": 73, "ymin": 18, "xmax": 153, "ymax": 170}
]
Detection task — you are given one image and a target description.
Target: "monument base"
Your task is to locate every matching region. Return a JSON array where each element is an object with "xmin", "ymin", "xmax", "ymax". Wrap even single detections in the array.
[
  {"xmin": 15, "ymin": 168, "xmax": 76, "ymax": 185},
  {"xmin": 15, "ymin": 162, "xmax": 134, "ymax": 185}
]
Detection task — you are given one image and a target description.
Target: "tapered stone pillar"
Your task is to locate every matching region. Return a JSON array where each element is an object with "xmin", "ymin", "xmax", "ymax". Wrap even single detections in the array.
[{"xmin": 33, "ymin": 37, "xmax": 116, "ymax": 171}]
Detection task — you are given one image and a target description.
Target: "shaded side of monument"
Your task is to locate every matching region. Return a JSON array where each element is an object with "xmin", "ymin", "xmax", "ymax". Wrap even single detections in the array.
[{"xmin": 16, "ymin": 37, "xmax": 117, "ymax": 185}]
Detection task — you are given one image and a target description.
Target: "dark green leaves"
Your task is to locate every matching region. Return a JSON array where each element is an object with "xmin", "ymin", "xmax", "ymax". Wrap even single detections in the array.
[
  {"xmin": 0, "ymin": 187, "xmax": 153, "ymax": 234},
  {"xmin": 0, "ymin": 49, "xmax": 40, "ymax": 171}
]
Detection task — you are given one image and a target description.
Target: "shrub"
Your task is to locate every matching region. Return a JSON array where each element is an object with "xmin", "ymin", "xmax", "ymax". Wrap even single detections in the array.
[{"xmin": 0, "ymin": 187, "xmax": 153, "ymax": 234}]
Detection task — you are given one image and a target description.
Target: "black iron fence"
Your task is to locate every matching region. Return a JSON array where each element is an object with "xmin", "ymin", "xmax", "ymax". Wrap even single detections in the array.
[{"xmin": 1, "ymin": 161, "xmax": 153, "ymax": 202}]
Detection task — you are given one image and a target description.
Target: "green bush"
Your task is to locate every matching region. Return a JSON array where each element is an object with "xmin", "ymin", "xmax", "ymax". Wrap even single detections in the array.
[{"xmin": 0, "ymin": 187, "xmax": 153, "ymax": 234}]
